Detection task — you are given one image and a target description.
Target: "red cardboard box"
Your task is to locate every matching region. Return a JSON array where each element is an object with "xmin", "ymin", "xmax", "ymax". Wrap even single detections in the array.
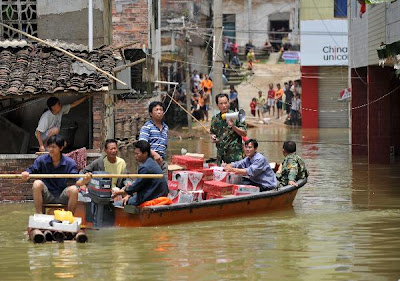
[
  {"xmin": 172, "ymin": 171, "xmax": 204, "ymax": 191},
  {"xmin": 168, "ymin": 181, "xmax": 179, "ymax": 191},
  {"xmin": 232, "ymin": 184, "xmax": 260, "ymax": 195},
  {"xmin": 167, "ymin": 181, "xmax": 179, "ymax": 202},
  {"xmin": 191, "ymin": 168, "xmax": 213, "ymax": 181},
  {"xmin": 171, "ymin": 155, "xmax": 204, "ymax": 169},
  {"xmin": 234, "ymin": 191, "xmax": 253, "ymax": 196},
  {"xmin": 232, "ymin": 185, "xmax": 260, "ymax": 196},
  {"xmin": 206, "ymin": 192, "xmax": 223, "ymax": 200},
  {"xmin": 203, "ymin": 180, "xmax": 234, "ymax": 197},
  {"xmin": 213, "ymin": 170, "xmax": 242, "ymax": 184}
]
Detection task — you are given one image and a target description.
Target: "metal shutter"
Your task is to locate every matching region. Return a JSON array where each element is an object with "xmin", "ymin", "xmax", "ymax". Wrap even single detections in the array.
[{"xmin": 318, "ymin": 66, "xmax": 349, "ymax": 128}]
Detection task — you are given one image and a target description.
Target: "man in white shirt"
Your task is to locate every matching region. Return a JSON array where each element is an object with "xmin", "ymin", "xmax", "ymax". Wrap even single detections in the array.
[{"xmin": 36, "ymin": 96, "xmax": 89, "ymax": 152}]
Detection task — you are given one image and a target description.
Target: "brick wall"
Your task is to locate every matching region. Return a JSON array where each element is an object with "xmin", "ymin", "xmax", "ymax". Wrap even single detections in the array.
[
  {"xmin": 114, "ymin": 98, "xmax": 150, "ymax": 140},
  {"xmin": 0, "ymin": 154, "xmax": 101, "ymax": 202},
  {"xmin": 112, "ymin": 0, "xmax": 149, "ymax": 47},
  {"xmin": 0, "ymin": 158, "xmax": 34, "ymax": 201},
  {"xmin": 115, "ymin": 98, "xmax": 149, "ymax": 121}
]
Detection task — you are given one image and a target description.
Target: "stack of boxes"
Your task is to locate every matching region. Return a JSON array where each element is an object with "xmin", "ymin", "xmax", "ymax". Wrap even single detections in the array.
[{"xmin": 167, "ymin": 155, "xmax": 261, "ymax": 204}]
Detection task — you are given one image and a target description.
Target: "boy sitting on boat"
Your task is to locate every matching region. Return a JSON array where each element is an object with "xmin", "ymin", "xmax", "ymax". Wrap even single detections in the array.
[
  {"xmin": 112, "ymin": 140, "xmax": 168, "ymax": 206},
  {"xmin": 275, "ymin": 141, "xmax": 308, "ymax": 187},
  {"xmin": 21, "ymin": 135, "xmax": 90, "ymax": 214},
  {"xmin": 223, "ymin": 139, "xmax": 277, "ymax": 191}
]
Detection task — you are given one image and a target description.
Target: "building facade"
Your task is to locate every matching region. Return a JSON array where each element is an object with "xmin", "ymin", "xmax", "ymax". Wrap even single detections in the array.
[
  {"xmin": 300, "ymin": 0, "xmax": 349, "ymax": 128},
  {"xmin": 222, "ymin": 0, "xmax": 298, "ymax": 49},
  {"xmin": 349, "ymin": 0, "xmax": 400, "ymax": 164}
]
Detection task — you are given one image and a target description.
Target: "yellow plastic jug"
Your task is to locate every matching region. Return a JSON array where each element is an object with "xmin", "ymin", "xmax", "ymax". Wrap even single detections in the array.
[{"xmin": 54, "ymin": 209, "xmax": 75, "ymax": 224}]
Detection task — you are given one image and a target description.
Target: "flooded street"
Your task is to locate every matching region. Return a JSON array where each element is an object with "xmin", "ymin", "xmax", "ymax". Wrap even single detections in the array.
[{"xmin": 1, "ymin": 127, "xmax": 400, "ymax": 280}]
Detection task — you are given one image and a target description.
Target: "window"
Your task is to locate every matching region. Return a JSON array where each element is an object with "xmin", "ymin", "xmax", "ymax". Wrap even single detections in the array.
[
  {"xmin": 0, "ymin": 1, "xmax": 37, "ymax": 40},
  {"xmin": 223, "ymin": 14, "xmax": 236, "ymax": 42},
  {"xmin": 334, "ymin": 0, "xmax": 348, "ymax": 18}
]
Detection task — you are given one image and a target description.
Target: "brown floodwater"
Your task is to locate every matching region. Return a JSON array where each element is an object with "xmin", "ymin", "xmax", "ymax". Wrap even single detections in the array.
[{"xmin": 1, "ymin": 127, "xmax": 400, "ymax": 281}]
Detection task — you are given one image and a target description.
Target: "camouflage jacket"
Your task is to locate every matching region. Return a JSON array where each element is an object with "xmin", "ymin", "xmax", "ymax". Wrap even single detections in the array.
[
  {"xmin": 276, "ymin": 153, "xmax": 308, "ymax": 187},
  {"xmin": 210, "ymin": 111, "xmax": 247, "ymax": 165}
]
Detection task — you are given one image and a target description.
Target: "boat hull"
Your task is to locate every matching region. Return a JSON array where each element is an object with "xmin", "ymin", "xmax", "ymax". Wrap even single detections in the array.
[{"xmin": 74, "ymin": 178, "xmax": 307, "ymax": 227}]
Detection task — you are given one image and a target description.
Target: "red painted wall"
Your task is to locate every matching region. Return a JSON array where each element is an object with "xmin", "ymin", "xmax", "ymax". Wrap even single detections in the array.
[
  {"xmin": 301, "ymin": 66, "xmax": 319, "ymax": 128},
  {"xmin": 351, "ymin": 67, "xmax": 368, "ymax": 156},
  {"xmin": 368, "ymin": 66, "xmax": 391, "ymax": 164}
]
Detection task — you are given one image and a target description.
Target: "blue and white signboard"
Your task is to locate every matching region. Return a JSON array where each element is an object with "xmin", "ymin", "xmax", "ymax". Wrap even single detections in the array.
[{"xmin": 300, "ymin": 20, "xmax": 348, "ymax": 66}]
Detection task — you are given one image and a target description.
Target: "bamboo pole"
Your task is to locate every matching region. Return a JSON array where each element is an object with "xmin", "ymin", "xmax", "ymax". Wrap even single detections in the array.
[
  {"xmin": 164, "ymin": 91, "xmax": 211, "ymax": 134},
  {"xmin": 0, "ymin": 22, "xmax": 127, "ymax": 86},
  {"xmin": 0, "ymin": 174, "xmax": 163, "ymax": 179}
]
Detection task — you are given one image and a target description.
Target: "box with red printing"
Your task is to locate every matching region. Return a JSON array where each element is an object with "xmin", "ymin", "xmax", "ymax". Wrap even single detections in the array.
[
  {"xmin": 191, "ymin": 168, "xmax": 213, "ymax": 181},
  {"xmin": 171, "ymin": 155, "xmax": 204, "ymax": 169},
  {"xmin": 172, "ymin": 171, "xmax": 204, "ymax": 191},
  {"xmin": 213, "ymin": 170, "xmax": 242, "ymax": 184},
  {"xmin": 232, "ymin": 184, "xmax": 260, "ymax": 195},
  {"xmin": 168, "ymin": 181, "xmax": 179, "ymax": 191},
  {"xmin": 206, "ymin": 192, "xmax": 223, "ymax": 200},
  {"xmin": 234, "ymin": 191, "xmax": 254, "ymax": 196},
  {"xmin": 203, "ymin": 180, "xmax": 234, "ymax": 197},
  {"xmin": 167, "ymin": 181, "xmax": 179, "ymax": 201}
]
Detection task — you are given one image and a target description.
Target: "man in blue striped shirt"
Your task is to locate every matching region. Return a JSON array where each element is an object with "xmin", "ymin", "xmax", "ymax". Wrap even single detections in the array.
[{"xmin": 139, "ymin": 101, "xmax": 169, "ymax": 177}]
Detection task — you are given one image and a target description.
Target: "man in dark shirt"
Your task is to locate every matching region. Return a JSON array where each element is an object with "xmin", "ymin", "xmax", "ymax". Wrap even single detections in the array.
[
  {"xmin": 21, "ymin": 135, "xmax": 89, "ymax": 214},
  {"xmin": 284, "ymin": 83, "xmax": 293, "ymax": 115},
  {"xmin": 113, "ymin": 140, "xmax": 168, "ymax": 206}
]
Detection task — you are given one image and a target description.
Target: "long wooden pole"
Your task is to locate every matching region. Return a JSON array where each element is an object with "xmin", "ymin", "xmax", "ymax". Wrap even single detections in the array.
[
  {"xmin": 164, "ymin": 91, "xmax": 210, "ymax": 134},
  {"xmin": 0, "ymin": 174, "xmax": 163, "ymax": 179},
  {"xmin": 0, "ymin": 22, "xmax": 127, "ymax": 86}
]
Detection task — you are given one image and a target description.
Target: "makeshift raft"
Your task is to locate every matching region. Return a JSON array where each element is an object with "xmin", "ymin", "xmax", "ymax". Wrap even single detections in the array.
[{"xmin": 27, "ymin": 214, "xmax": 88, "ymax": 243}]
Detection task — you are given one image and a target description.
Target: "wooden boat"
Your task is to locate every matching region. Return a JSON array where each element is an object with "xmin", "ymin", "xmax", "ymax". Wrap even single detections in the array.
[{"xmin": 71, "ymin": 178, "xmax": 307, "ymax": 227}]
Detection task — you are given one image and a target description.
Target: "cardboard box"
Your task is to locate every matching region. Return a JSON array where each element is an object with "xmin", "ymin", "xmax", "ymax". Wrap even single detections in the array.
[
  {"xmin": 203, "ymin": 180, "xmax": 234, "ymax": 197},
  {"xmin": 232, "ymin": 184, "xmax": 260, "ymax": 195},
  {"xmin": 171, "ymin": 155, "xmax": 204, "ymax": 169},
  {"xmin": 191, "ymin": 168, "xmax": 214, "ymax": 181},
  {"xmin": 177, "ymin": 191, "xmax": 194, "ymax": 204},
  {"xmin": 206, "ymin": 192, "xmax": 223, "ymax": 200},
  {"xmin": 233, "ymin": 191, "xmax": 254, "ymax": 196},
  {"xmin": 172, "ymin": 171, "xmax": 204, "ymax": 191},
  {"xmin": 168, "ymin": 181, "xmax": 179, "ymax": 191},
  {"xmin": 213, "ymin": 170, "xmax": 242, "ymax": 184}
]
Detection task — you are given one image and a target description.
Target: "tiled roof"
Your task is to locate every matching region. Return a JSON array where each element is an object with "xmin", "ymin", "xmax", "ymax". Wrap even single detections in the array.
[{"xmin": 0, "ymin": 41, "xmax": 117, "ymax": 97}]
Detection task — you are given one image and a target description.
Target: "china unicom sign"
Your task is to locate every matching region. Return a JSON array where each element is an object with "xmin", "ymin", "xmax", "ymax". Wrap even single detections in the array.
[{"xmin": 300, "ymin": 20, "xmax": 348, "ymax": 66}]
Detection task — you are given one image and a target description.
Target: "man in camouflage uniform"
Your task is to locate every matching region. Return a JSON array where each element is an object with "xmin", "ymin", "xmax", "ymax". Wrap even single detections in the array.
[
  {"xmin": 276, "ymin": 141, "xmax": 308, "ymax": 187},
  {"xmin": 210, "ymin": 93, "xmax": 247, "ymax": 165}
]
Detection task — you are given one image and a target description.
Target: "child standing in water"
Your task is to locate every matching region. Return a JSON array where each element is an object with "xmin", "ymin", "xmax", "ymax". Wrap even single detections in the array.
[{"xmin": 250, "ymin": 98, "xmax": 257, "ymax": 117}]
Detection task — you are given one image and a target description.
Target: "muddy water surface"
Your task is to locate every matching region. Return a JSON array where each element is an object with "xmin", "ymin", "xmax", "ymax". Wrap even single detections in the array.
[{"xmin": 1, "ymin": 127, "xmax": 400, "ymax": 281}]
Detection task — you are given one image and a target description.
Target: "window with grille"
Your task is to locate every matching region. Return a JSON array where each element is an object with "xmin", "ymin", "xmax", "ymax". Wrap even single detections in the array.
[{"xmin": 0, "ymin": 1, "xmax": 37, "ymax": 40}]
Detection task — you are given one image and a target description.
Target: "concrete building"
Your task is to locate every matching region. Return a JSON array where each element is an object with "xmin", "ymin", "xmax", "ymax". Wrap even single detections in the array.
[
  {"xmin": 300, "ymin": 0, "xmax": 349, "ymax": 128},
  {"xmin": 222, "ymin": 0, "xmax": 298, "ymax": 49},
  {"xmin": 348, "ymin": 0, "xmax": 400, "ymax": 164}
]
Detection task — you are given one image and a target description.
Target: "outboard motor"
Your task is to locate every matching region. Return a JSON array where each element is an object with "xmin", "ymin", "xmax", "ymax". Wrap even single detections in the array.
[{"xmin": 86, "ymin": 171, "xmax": 115, "ymax": 227}]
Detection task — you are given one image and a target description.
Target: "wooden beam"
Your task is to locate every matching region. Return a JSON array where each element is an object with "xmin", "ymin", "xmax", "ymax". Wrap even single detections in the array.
[{"xmin": 112, "ymin": 58, "xmax": 146, "ymax": 73}]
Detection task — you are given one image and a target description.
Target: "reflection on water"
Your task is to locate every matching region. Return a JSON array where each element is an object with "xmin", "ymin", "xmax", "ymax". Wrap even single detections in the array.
[{"xmin": 1, "ymin": 128, "xmax": 400, "ymax": 280}]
